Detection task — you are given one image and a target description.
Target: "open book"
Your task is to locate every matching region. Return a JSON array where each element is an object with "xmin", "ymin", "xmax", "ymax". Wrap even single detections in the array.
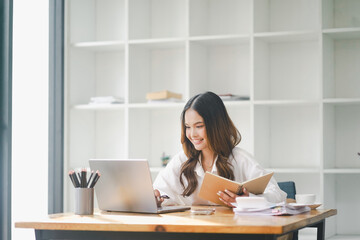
[{"xmin": 198, "ymin": 172, "xmax": 274, "ymax": 205}]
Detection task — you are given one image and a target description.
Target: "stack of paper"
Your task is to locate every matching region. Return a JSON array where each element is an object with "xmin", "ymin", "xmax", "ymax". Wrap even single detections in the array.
[{"xmin": 233, "ymin": 202, "xmax": 310, "ymax": 216}]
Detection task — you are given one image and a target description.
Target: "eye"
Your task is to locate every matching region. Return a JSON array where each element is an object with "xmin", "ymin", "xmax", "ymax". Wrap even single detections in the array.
[{"xmin": 196, "ymin": 125, "xmax": 204, "ymax": 128}]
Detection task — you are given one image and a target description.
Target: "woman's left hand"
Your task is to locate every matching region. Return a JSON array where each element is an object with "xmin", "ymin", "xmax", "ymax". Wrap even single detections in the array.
[{"xmin": 217, "ymin": 188, "xmax": 249, "ymax": 207}]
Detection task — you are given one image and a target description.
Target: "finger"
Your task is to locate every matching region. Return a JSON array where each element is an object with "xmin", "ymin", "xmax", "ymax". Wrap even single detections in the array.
[
  {"xmin": 242, "ymin": 188, "xmax": 249, "ymax": 196},
  {"xmin": 154, "ymin": 189, "xmax": 160, "ymax": 197},
  {"xmin": 155, "ymin": 196, "xmax": 164, "ymax": 207},
  {"xmin": 224, "ymin": 189, "xmax": 237, "ymax": 199},
  {"xmin": 217, "ymin": 191, "xmax": 231, "ymax": 202},
  {"xmin": 218, "ymin": 197, "xmax": 235, "ymax": 208},
  {"xmin": 218, "ymin": 190, "xmax": 237, "ymax": 204}
]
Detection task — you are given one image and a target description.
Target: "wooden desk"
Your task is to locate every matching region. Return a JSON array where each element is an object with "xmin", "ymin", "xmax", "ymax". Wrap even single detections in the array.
[{"xmin": 15, "ymin": 207, "xmax": 336, "ymax": 240}]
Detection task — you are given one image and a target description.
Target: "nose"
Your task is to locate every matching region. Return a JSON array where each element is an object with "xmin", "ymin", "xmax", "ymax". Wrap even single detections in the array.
[{"xmin": 190, "ymin": 127, "xmax": 197, "ymax": 138}]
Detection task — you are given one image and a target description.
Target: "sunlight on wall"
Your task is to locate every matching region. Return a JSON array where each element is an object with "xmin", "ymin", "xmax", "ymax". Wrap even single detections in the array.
[{"xmin": 12, "ymin": 0, "xmax": 49, "ymax": 239}]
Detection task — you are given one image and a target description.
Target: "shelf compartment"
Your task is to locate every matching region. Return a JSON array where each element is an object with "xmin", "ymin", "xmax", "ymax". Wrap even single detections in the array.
[
  {"xmin": 254, "ymin": 0, "xmax": 319, "ymax": 33},
  {"xmin": 68, "ymin": 49, "xmax": 125, "ymax": 105},
  {"xmin": 129, "ymin": 0, "xmax": 186, "ymax": 40},
  {"xmin": 128, "ymin": 108, "xmax": 183, "ymax": 167},
  {"xmin": 68, "ymin": 110, "xmax": 127, "ymax": 164},
  {"xmin": 254, "ymin": 105, "xmax": 321, "ymax": 169},
  {"xmin": 189, "ymin": 40, "xmax": 250, "ymax": 98},
  {"xmin": 324, "ymin": 174, "xmax": 360, "ymax": 236},
  {"xmin": 128, "ymin": 44, "xmax": 185, "ymax": 103},
  {"xmin": 69, "ymin": 0, "xmax": 125, "ymax": 42},
  {"xmin": 189, "ymin": 0, "xmax": 250, "ymax": 37},
  {"xmin": 323, "ymin": 104, "xmax": 360, "ymax": 169},
  {"xmin": 322, "ymin": 0, "xmax": 360, "ymax": 29},
  {"xmin": 225, "ymin": 105, "xmax": 252, "ymax": 153},
  {"xmin": 254, "ymin": 38, "xmax": 320, "ymax": 100},
  {"xmin": 323, "ymin": 34, "xmax": 360, "ymax": 99}
]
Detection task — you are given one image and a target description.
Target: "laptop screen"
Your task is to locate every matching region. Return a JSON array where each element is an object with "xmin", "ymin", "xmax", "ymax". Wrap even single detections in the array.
[{"xmin": 89, "ymin": 159, "xmax": 159, "ymax": 213}]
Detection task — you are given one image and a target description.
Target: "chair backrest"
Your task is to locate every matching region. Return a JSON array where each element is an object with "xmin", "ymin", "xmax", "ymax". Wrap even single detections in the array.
[{"xmin": 278, "ymin": 181, "xmax": 296, "ymax": 200}]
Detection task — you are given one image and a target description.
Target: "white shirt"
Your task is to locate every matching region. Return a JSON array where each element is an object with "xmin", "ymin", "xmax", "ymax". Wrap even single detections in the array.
[{"xmin": 153, "ymin": 147, "xmax": 287, "ymax": 206}]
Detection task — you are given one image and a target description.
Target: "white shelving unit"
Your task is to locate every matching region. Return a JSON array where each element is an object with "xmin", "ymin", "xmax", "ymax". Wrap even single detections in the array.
[{"xmin": 65, "ymin": 0, "xmax": 360, "ymax": 239}]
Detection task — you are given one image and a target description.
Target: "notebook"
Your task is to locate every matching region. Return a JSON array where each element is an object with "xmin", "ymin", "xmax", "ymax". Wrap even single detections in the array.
[
  {"xmin": 199, "ymin": 171, "xmax": 274, "ymax": 206},
  {"xmin": 89, "ymin": 159, "xmax": 190, "ymax": 214}
]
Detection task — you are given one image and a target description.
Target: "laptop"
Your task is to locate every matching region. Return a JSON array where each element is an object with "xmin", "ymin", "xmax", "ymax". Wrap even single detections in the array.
[{"xmin": 89, "ymin": 159, "xmax": 190, "ymax": 214}]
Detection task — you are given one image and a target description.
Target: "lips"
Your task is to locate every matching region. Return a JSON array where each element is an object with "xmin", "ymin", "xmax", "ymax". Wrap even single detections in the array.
[{"xmin": 192, "ymin": 139, "xmax": 203, "ymax": 145}]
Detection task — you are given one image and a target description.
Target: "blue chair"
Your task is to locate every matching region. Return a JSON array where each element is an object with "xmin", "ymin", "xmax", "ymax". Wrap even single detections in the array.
[
  {"xmin": 278, "ymin": 181, "xmax": 298, "ymax": 240},
  {"xmin": 278, "ymin": 181, "xmax": 296, "ymax": 200}
]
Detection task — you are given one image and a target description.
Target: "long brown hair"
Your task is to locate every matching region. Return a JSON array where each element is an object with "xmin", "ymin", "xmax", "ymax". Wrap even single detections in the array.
[{"xmin": 179, "ymin": 91, "xmax": 241, "ymax": 196}]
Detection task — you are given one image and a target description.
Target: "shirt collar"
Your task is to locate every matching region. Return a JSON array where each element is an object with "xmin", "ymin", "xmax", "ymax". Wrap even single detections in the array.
[{"xmin": 194, "ymin": 154, "xmax": 218, "ymax": 177}]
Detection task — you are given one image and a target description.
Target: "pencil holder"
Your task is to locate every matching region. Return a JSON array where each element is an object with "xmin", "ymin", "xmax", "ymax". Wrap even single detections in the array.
[{"xmin": 75, "ymin": 188, "xmax": 94, "ymax": 215}]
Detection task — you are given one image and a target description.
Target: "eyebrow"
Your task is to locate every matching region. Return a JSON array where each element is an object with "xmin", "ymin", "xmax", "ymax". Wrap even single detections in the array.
[{"xmin": 185, "ymin": 121, "xmax": 204, "ymax": 126}]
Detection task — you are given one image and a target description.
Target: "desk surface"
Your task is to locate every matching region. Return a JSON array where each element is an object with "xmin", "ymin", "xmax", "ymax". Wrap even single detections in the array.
[{"xmin": 15, "ymin": 207, "xmax": 336, "ymax": 235}]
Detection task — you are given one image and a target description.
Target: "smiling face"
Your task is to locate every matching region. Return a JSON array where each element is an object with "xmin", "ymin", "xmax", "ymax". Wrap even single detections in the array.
[{"xmin": 184, "ymin": 108, "xmax": 209, "ymax": 151}]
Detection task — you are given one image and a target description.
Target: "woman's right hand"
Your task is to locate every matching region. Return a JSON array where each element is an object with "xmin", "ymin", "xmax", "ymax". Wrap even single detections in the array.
[
  {"xmin": 217, "ymin": 187, "xmax": 249, "ymax": 208},
  {"xmin": 154, "ymin": 189, "xmax": 164, "ymax": 207}
]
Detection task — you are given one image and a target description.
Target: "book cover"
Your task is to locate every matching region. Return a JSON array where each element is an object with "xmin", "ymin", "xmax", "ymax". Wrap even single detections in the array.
[
  {"xmin": 198, "ymin": 172, "xmax": 274, "ymax": 206},
  {"xmin": 146, "ymin": 90, "xmax": 182, "ymax": 100}
]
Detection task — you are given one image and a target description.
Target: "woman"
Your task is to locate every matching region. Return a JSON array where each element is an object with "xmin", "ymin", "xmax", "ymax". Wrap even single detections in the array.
[{"xmin": 154, "ymin": 91, "xmax": 286, "ymax": 207}]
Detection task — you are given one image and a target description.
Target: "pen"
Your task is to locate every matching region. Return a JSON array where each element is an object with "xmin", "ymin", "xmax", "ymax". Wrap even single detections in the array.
[
  {"xmin": 156, "ymin": 195, "xmax": 170, "ymax": 202},
  {"xmin": 160, "ymin": 195, "xmax": 170, "ymax": 199}
]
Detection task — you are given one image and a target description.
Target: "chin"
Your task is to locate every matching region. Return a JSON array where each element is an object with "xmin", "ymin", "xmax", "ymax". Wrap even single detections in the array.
[{"xmin": 193, "ymin": 145, "xmax": 205, "ymax": 151}]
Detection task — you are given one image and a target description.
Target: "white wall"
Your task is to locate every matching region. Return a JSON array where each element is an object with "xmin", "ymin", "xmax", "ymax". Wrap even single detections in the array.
[{"xmin": 12, "ymin": 0, "xmax": 49, "ymax": 239}]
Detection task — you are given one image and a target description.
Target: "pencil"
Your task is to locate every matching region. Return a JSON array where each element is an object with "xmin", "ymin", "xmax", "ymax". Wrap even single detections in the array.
[
  {"xmin": 68, "ymin": 171, "xmax": 77, "ymax": 188},
  {"xmin": 89, "ymin": 171, "xmax": 100, "ymax": 188},
  {"xmin": 71, "ymin": 170, "xmax": 81, "ymax": 188},
  {"xmin": 87, "ymin": 170, "xmax": 94, "ymax": 188},
  {"xmin": 81, "ymin": 168, "xmax": 87, "ymax": 188}
]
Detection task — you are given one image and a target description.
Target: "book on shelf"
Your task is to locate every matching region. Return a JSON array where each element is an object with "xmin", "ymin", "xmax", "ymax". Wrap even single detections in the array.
[
  {"xmin": 146, "ymin": 90, "xmax": 182, "ymax": 101},
  {"xmin": 89, "ymin": 96, "xmax": 124, "ymax": 104},
  {"xmin": 218, "ymin": 93, "xmax": 250, "ymax": 101},
  {"xmin": 198, "ymin": 172, "xmax": 274, "ymax": 206}
]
